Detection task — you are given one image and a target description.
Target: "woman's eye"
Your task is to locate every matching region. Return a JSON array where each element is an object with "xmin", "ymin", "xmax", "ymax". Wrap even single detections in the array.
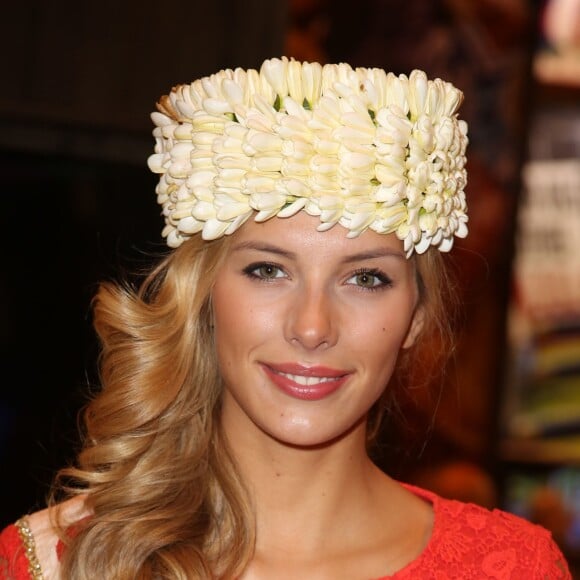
[
  {"xmin": 347, "ymin": 269, "xmax": 391, "ymax": 289},
  {"xmin": 244, "ymin": 263, "xmax": 285, "ymax": 280}
]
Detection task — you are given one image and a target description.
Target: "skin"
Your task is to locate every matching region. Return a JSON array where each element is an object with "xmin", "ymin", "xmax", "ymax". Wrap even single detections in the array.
[{"xmin": 212, "ymin": 212, "xmax": 433, "ymax": 579}]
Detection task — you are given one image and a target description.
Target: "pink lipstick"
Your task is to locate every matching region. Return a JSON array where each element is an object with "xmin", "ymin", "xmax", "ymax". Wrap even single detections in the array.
[{"xmin": 261, "ymin": 362, "xmax": 350, "ymax": 400}]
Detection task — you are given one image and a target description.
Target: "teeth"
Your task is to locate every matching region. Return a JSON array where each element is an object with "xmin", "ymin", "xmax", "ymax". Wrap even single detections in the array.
[{"xmin": 277, "ymin": 371, "xmax": 335, "ymax": 386}]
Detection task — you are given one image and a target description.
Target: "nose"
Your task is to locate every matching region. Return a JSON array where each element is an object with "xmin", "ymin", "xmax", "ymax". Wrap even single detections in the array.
[{"xmin": 284, "ymin": 283, "xmax": 337, "ymax": 350}]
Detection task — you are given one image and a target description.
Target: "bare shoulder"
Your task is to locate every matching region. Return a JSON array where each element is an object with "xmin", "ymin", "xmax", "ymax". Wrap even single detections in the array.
[{"xmin": 25, "ymin": 495, "xmax": 91, "ymax": 578}]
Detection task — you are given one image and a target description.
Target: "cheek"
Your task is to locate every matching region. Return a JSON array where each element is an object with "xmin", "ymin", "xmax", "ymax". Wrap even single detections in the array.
[
  {"xmin": 212, "ymin": 285, "xmax": 279, "ymax": 356},
  {"xmin": 347, "ymin": 307, "xmax": 414, "ymax": 362}
]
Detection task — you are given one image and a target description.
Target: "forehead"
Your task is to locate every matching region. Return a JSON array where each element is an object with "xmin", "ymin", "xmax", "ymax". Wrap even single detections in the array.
[{"xmin": 231, "ymin": 213, "xmax": 407, "ymax": 259}]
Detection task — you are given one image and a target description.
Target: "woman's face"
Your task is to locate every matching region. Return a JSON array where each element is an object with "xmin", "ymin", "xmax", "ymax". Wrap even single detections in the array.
[{"xmin": 212, "ymin": 212, "xmax": 424, "ymax": 448}]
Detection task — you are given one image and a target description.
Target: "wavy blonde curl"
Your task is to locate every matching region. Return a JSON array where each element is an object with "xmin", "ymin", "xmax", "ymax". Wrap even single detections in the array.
[{"xmin": 53, "ymin": 234, "xmax": 254, "ymax": 579}]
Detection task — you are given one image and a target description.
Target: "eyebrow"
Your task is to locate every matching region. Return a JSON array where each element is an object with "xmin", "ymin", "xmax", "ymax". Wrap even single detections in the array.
[
  {"xmin": 342, "ymin": 249, "xmax": 405, "ymax": 262},
  {"xmin": 231, "ymin": 241, "xmax": 297, "ymax": 259},
  {"xmin": 231, "ymin": 241, "xmax": 405, "ymax": 261}
]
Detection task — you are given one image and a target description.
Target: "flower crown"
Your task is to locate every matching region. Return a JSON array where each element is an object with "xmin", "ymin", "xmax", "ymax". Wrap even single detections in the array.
[{"xmin": 147, "ymin": 57, "xmax": 468, "ymax": 256}]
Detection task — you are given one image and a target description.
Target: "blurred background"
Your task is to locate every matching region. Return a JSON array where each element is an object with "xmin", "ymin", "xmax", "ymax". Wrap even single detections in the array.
[{"xmin": 1, "ymin": 0, "xmax": 580, "ymax": 574}]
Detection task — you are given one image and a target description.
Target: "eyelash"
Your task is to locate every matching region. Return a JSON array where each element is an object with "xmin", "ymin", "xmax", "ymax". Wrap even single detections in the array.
[
  {"xmin": 242, "ymin": 263, "xmax": 393, "ymax": 291},
  {"xmin": 347, "ymin": 268, "xmax": 393, "ymax": 291},
  {"xmin": 242, "ymin": 262, "xmax": 286, "ymax": 281}
]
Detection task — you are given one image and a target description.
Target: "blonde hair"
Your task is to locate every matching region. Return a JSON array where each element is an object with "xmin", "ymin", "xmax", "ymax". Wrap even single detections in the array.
[
  {"xmin": 53, "ymin": 228, "xmax": 454, "ymax": 578},
  {"xmin": 54, "ymin": 234, "xmax": 253, "ymax": 578}
]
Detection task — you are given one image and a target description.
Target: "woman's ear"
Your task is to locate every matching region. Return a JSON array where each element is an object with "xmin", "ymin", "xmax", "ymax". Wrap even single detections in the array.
[{"xmin": 402, "ymin": 305, "xmax": 425, "ymax": 349}]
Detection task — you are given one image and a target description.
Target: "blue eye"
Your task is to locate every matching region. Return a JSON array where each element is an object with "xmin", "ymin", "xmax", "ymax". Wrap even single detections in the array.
[{"xmin": 243, "ymin": 262, "xmax": 285, "ymax": 280}]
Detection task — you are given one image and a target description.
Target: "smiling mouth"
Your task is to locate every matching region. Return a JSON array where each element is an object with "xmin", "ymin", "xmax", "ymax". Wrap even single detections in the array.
[
  {"xmin": 261, "ymin": 364, "xmax": 350, "ymax": 400},
  {"xmin": 271, "ymin": 370, "xmax": 340, "ymax": 386}
]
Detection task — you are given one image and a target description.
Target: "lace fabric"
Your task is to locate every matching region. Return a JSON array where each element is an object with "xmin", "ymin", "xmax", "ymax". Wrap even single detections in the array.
[{"xmin": 383, "ymin": 484, "xmax": 572, "ymax": 579}]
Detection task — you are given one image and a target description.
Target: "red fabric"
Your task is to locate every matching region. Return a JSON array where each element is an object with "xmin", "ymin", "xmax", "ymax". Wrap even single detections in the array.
[
  {"xmin": 0, "ymin": 523, "xmax": 32, "ymax": 580},
  {"xmin": 0, "ymin": 484, "xmax": 572, "ymax": 579},
  {"xmin": 0, "ymin": 521, "xmax": 69, "ymax": 580},
  {"xmin": 383, "ymin": 484, "xmax": 572, "ymax": 579}
]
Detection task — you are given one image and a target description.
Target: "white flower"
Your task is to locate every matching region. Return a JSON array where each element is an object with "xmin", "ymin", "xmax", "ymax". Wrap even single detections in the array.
[
  {"xmin": 277, "ymin": 197, "xmax": 308, "ymax": 218},
  {"xmin": 301, "ymin": 61, "xmax": 323, "ymax": 106},
  {"xmin": 148, "ymin": 58, "xmax": 469, "ymax": 256},
  {"xmin": 260, "ymin": 57, "xmax": 289, "ymax": 98},
  {"xmin": 408, "ymin": 70, "xmax": 429, "ymax": 120}
]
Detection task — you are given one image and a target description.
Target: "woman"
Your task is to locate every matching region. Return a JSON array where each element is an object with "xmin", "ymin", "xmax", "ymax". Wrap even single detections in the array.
[{"xmin": 0, "ymin": 57, "xmax": 571, "ymax": 578}]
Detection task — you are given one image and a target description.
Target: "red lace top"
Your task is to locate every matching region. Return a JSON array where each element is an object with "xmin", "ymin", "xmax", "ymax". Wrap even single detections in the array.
[{"xmin": 0, "ymin": 484, "xmax": 572, "ymax": 579}]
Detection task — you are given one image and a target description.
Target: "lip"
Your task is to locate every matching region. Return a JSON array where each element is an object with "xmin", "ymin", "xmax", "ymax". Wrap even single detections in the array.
[{"xmin": 260, "ymin": 362, "xmax": 351, "ymax": 401}]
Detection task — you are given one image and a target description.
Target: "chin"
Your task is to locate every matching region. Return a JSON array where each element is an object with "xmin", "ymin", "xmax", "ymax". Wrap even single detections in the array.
[{"xmin": 262, "ymin": 416, "xmax": 365, "ymax": 450}]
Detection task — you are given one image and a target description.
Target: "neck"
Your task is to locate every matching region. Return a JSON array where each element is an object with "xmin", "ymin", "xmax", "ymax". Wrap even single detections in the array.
[
  {"xmin": 219, "ymin": 406, "xmax": 434, "ymax": 579},
  {"xmin": 221, "ymin": 411, "xmax": 390, "ymax": 555}
]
